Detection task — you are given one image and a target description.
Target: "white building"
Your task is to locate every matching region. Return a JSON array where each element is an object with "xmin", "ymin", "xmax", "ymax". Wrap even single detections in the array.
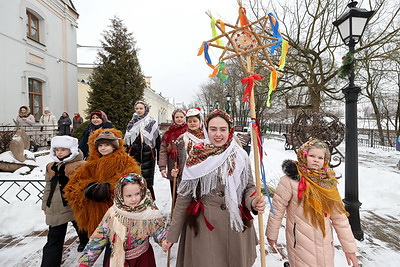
[{"xmin": 0, "ymin": 0, "xmax": 78, "ymax": 125}]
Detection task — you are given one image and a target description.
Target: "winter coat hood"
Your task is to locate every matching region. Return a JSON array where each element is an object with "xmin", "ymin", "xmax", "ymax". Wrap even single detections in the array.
[
  {"xmin": 282, "ymin": 159, "xmax": 300, "ymax": 181},
  {"xmin": 18, "ymin": 106, "xmax": 31, "ymax": 117}
]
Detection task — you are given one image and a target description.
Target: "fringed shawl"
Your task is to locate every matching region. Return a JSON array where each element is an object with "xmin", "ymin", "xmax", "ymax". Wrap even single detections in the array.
[
  {"xmin": 295, "ymin": 138, "xmax": 348, "ymax": 237},
  {"xmin": 124, "ymin": 113, "xmax": 159, "ymax": 148},
  {"xmin": 178, "ymin": 140, "xmax": 250, "ymax": 232}
]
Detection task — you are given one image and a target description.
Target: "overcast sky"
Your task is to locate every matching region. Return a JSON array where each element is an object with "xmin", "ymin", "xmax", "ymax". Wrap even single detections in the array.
[{"xmin": 74, "ymin": 0, "xmax": 244, "ymax": 106}]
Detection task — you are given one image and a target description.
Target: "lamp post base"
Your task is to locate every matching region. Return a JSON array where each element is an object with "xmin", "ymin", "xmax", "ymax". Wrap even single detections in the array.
[{"xmin": 343, "ymin": 198, "xmax": 364, "ymax": 241}]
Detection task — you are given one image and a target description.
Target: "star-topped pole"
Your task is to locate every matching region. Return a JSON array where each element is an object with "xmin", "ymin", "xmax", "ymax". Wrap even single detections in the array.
[{"xmin": 198, "ymin": 1, "xmax": 289, "ymax": 266}]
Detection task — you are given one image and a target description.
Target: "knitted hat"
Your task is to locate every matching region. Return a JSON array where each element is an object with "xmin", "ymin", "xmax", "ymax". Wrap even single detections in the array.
[
  {"xmin": 94, "ymin": 130, "xmax": 119, "ymax": 149},
  {"xmin": 50, "ymin": 136, "xmax": 79, "ymax": 163}
]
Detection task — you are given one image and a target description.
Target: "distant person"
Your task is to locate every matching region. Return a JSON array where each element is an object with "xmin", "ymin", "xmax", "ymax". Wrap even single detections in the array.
[
  {"xmin": 64, "ymin": 129, "xmax": 141, "ymax": 266},
  {"xmin": 78, "ymin": 173, "xmax": 169, "ymax": 267},
  {"xmin": 124, "ymin": 101, "xmax": 160, "ymax": 200},
  {"xmin": 41, "ymin": 136, "xmax": 88, "ymax": 266},
  {"xmin": 174, "ymin": 108, "xmax": 204, "ymax": 189},
  {"xmin": 158, "ymin": 108, "xmax": 187, "ymax": 197},
  {"xmin": 266, "ymin": 138, "xmax": 359, "ymax": 267},
  {"xmin": 16, "ymin": 105, "xmax": 35, "ymax": 128},
  {"xmin": 78, "ymin": 110, "xmax": 113, "ymax": 159},
  {"xmin": 72, "ymin": 112, "xmax": 84, "ymax": 134},
  {"xmin": 58, "ymin": 112, "xmax": 72, "ymax": 136},
  {"xmin": 39, "ymin": 107, "xmax": 57, "ymax": 144}
]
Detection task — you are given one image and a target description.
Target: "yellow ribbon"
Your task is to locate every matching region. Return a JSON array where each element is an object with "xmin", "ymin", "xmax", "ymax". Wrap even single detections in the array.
[
  {"xmin": 278, "ymin": 40, "xmax": 289, "ymax": 70},
  {"xmin": 211, "ymin": 17, "xmax": 223, "ymax": 46}
]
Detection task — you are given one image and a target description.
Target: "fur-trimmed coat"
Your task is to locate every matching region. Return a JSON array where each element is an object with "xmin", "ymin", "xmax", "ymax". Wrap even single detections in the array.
[
  {"xmin": 265, "ymin": 160, "xmax": 358, "ymax": 267},
  {"xmin": 64, "ymin": 128, "xmax": 141, "ymax": 236}
]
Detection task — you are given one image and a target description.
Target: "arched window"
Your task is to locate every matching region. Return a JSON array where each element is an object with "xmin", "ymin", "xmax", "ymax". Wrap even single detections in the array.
[
  {"xmin": 28, "ymin": 78, "xmax": 43, "ymax": 121},
  {"xmin": 26, "ymin": 11, "xmax": 40, "ymax": 42}
]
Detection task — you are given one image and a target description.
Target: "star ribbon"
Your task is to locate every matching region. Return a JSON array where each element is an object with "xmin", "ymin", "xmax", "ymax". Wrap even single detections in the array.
[
  {"xmin": 268, "ymin": 12, "xmax": 282, "ymax": 54},
  {"xmin": 241, "ymin": 74, "xmax": 264, "ymax": 102},
  {"xmin": 211, "ymin": 17, "xmax": 224, "ymax": 46}
]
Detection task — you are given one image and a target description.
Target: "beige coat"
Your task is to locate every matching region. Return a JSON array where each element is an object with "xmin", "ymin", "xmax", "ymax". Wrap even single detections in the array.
[
  {"xmin": 266, "ymin": 175, "xmax": 358, "ymax": 267},
  {"xmin": 167, "ymin": 175, "xmax": 258, "ymax": 267},
  {"xmin": 41, "ymin": 152, "xmax": 85, "ymax": 227}
]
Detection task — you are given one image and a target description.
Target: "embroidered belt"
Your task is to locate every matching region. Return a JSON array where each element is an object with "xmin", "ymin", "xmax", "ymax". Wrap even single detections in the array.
[{"xmin": 125, "ymin": 241, "xmax": 150, "ymax": 260}]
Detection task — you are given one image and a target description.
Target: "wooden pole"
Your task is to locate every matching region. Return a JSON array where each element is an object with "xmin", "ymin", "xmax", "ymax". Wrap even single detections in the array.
[
  {"xmin": 167, "ymin": 162, "xmax": 178, "ymax": 267},
  {"xmin": 247, "ymin": 56, "xmax": 266, "ymax": 267}
]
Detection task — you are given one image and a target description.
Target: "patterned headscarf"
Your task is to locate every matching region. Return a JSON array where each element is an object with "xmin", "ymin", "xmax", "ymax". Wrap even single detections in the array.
[
  {"xmin": 294, "ymin": 138, "xmax": 348, "ymax": 236},
  {"xmin": 114, "ymin": 173, "xmax": 157, "ymax": 213},
  {"xmin": 124, "ymin": 101, "xmax": 159, "ymax": 148},
  {"xmin": 185, "ymin": 110, "xmax": 234, "ymax": 167},
  {"xmin": 162, "ymin": 109, "xmax": 187, "ymax": 143},
  {"xmin": 179, "ymin": 110, "xmax": 250, "ymax": 232}
]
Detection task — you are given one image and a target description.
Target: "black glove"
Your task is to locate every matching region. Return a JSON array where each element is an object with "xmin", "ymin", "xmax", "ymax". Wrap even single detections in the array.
[{"xmin": 84, "ymin": 182, "xmax": 111, "ymax": 202}]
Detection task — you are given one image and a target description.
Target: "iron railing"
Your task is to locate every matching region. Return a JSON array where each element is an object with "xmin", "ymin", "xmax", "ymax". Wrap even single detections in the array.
[{"xmin": 0, "ymin": 179, "xmax": 45, "ymax": 204}]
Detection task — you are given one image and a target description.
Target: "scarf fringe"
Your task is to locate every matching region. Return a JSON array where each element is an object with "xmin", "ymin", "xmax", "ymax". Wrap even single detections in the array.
[{"xmin": 178, "ymin": 154, "xmax": 250, "ymax": 232}]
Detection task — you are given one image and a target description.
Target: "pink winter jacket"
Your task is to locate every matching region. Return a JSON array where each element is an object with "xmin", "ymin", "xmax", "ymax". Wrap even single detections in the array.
[{"xmin": 266, "ymin": 174, "xmax": 358, "ymax": 267}]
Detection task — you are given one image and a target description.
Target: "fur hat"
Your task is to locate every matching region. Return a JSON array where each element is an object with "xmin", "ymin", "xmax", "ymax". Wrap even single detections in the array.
[
  {"xmin": 186, "ymin": 108, "xmax": 201, "ymax": 118},
  {"xmin": 50, "ymin": 136, "xmax": 79, "ymax": 163},
  {"xmin": 94, "ymin": 130, "xmax": 119, "ymax": 149}
]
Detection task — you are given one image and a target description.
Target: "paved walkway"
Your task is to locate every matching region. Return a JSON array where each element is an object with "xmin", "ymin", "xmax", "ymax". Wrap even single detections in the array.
[{"xmin": 0, "ymin": 210, "xmax": 399, "ymax": 266}]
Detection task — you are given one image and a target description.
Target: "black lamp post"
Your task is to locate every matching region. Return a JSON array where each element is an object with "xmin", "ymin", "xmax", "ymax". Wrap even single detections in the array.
[
  {"xmin": 333, "ymin": 0, "xmax": 374, "ymax": 241},
  {"xmin": 225, "ymin": 93, "xmax": 231, "ymax": 114},
  {"xmin": 215, "ymin": 100, "xmax": 220, "ymax": 110}
]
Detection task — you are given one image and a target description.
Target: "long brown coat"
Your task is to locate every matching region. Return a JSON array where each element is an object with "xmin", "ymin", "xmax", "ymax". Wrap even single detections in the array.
[
  {"xmin": 41, "ymin": 152, "xmax": 85, "ymax": 226},
  {"xmin": 167, "ymin": 174, "xmax": 258, "ymax": 267},
  {"xmin": 64, "ymin": 128, "xmax": 141, "ymax": 236},
  {"xmin": 266, "ymin": 175, "xmax": 358, "ymax": 267}
]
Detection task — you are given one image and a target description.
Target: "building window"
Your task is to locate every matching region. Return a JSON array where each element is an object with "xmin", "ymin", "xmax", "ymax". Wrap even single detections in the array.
[
  {"xmin": 28, "ymin": 78, "xmax": 43, "ymax": 121},
  {"xmin": 27, "ymin": 11, "xmax": 40, "ymax": 42}
]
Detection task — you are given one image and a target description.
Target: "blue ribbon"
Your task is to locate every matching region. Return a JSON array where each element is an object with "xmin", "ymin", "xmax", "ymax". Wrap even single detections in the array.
[
  {"xmin": 203, "ymin": 42, "xmax": 213, "ymax": 65},
  {"xmin": 251, "ymin": 120, "xmax": 275, "ymax": 215},
  {"xmin": 268, "ymin": 13, "xmax": 282, "ymax": 54}
]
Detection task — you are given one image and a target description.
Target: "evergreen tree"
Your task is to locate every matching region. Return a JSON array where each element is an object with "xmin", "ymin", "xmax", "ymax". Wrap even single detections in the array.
[{"xmin": 87, "ymin": 16, "xmax": 146, "ymax": 132}]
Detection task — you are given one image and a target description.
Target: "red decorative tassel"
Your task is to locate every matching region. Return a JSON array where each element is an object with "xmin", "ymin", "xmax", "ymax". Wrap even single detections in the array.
[
  {"xmin": 298, "ymin": 176, "xmax": 307, "ymax": 199},
  {"xmin": 186, "ymin": 200, "xmax": 215, "ymax": 231}
]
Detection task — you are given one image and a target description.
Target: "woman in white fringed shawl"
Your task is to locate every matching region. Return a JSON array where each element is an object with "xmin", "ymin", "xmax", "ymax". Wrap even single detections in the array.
[
  {"xmin": 124, "ymin": 101, "xmax": 160, "ymax": 200},
  {"xmin": 163, "ymin": 110, "xmax": 266, "ymax": 267}
]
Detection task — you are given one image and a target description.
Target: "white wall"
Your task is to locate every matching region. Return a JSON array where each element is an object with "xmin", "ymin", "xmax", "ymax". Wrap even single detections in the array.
[{"xmin": 0, "ymin": 0, "xmax": 78, "ymax": 124}]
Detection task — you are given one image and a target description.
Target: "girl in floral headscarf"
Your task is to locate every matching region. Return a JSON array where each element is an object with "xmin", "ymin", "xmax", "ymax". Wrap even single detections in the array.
[
  {"xmin": 164, "ymin": 110, "xmax": 265, "ymax": 267},
  {"xmin": 124, "ymin": 101, "xmax": 160, "ymax": 200},
  {"xmin": 266, "ymin": 138, "xmax": 359, "ymax": 267},
  {"xmin": 158, "ymin": 108, "xmax": 187, "ymax": 197},
  {"xmin": 78, "ymin": 173, "xmax": 168, "ymax": 267}
]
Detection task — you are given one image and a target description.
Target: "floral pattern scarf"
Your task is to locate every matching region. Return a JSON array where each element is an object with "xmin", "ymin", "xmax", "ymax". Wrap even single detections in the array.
[
  {"xmin": 109, "ymin": 173, "xmax": 163, "ymax": 266},
  {"xmin": 294, "ymin": 138, "xmax": 348, "ymax": 236},
  {"xmin": 178, "ymin": 110, "xmax": 250, "ymax": 232}
]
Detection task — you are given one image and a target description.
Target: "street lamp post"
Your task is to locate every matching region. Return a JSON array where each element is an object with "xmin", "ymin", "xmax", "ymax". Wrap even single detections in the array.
[
  {"xmin": 215, "ymin": 100, "xmax": 220, "ymax": 110},
  {"xmin": 333, "ymin": 0, "xmax": 374, "ymax": 241},
  {"xmin": 225, "ymin": 93, "xmax": 231, "ymax": 114}
]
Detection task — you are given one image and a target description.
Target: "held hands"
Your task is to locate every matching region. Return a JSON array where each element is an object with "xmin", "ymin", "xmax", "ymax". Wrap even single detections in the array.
[
  {"xmin": 161, "ymin": 169, "xmax": 167, "ymax": 178},
  {"xmin": 345, "ymin": 252, "xmax": 359, "ymax": 267},
  {"xmin": 170, "ymin": 168, "xmax": 179, "ymax": 178},
  {"xmin": 162, "ymin": 239, "xmax": 173, "ymax": 252},
  {"xmin": 251, "ymin": 195, "xmax": 266, "ymax": 214}
]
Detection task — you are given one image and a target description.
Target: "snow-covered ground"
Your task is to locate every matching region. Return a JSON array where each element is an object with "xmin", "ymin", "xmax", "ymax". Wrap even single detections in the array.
[{"xmin": 0, "ymin": 136, "xmax": 399, "ymax": 266}]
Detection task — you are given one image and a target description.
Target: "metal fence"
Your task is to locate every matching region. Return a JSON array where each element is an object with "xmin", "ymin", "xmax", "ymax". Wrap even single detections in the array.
[
  {"xmin": 0, "ymin": 125, "xmax": 58, "ymax": 152},
  {"xmin": 0, "ymin": 179, "xmax": 45, "ymax": 204},
  {"xmin": 265, "ymin": 123, "xmax": 397, "ymax": 151}
]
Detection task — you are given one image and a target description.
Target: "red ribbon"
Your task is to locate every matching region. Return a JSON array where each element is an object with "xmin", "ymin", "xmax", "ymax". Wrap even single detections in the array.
[
  {"xmin": 298, "ymin": 176, "xmax": 307, "ymax": 199},
  {"xmin": 239, "ymin": 202, "xmax": 253, "ymax": 220},
  {"xmin": 186, "ymin": 200, "xmax": 215, "ymax": 231},
  {"xmin": 241, "ymin": 74, "xmax": 264, "ymax": 102}
]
